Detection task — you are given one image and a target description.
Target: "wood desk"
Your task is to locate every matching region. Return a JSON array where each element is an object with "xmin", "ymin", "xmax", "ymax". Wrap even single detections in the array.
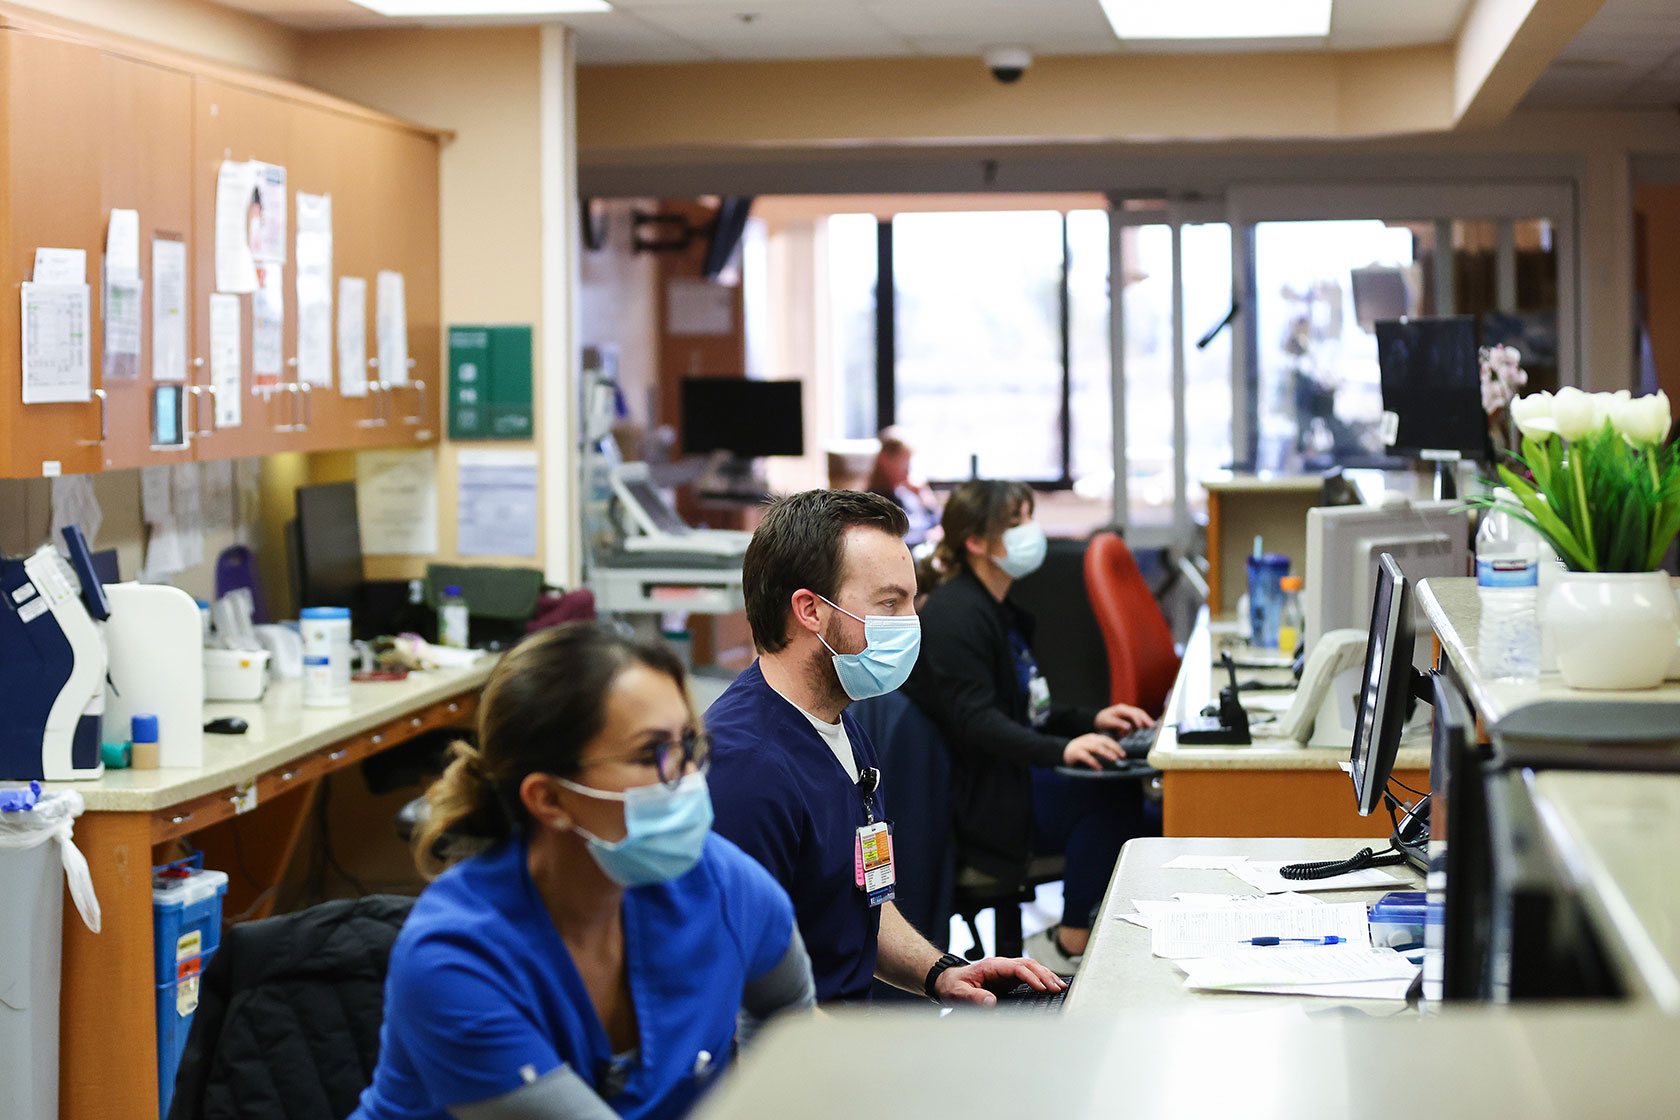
[
  {"xmin": 1202, "ymin": 473, "xmax": 1320, "ymax": 615},
  {"xmin": 1147, "ymin": 612, "xmax": 1428, "ymax": 837},
  {"xmin": 42, "ymin": 662, "xmax": 493, "ymax": 1120},
  {"xmin": 1069, "ymin": 836, "xmax": 1423, "ymax": 1017}
]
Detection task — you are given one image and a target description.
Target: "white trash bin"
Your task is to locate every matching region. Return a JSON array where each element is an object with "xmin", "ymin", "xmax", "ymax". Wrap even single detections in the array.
[{"xmin": 0, "ymin": 785, "xmax": 101, "ymax": 1120}]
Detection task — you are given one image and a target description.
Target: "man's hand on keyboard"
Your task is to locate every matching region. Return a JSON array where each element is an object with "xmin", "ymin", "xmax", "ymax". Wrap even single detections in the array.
[
  {"xmin": 1095, "ymin": 703, "xmax": 1155, "ymax": 735},
  {"xmin": 933, "ymin": 956, "xmax": 1067, "ymax": 1008}
]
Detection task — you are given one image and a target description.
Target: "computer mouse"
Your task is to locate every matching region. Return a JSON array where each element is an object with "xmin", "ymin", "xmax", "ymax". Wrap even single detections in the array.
[{"xmin": 204, "ymin": 716, "xmax": 248, "ymax": 735}]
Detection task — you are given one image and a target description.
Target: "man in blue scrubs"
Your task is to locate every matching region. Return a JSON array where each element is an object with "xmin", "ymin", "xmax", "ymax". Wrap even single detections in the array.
[{"xmin": 706, "ymin": 489, "xmax": 1065, "ymax": 1006}]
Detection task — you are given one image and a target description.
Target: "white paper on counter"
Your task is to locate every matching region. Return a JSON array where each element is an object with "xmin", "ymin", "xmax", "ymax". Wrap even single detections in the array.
[
  {"xmin": 337, "ymin": 276, "xmax": 368, "ymax": 398},
  {"xmin": 215, "ymin": 159, "xmax": 259, "ymax": 293},
  {"xmin": 21, "ymin": 283, "xmax": 92, "ymax": 404},
  {"xmin": 1228, "ymin": 860, "xmax": 1409, "ymax": 895},
  {"xmin": 356, "ymin": 449, "xmax": 439, "ymax": 555},
  {"xmin": 457, "ymin": 448, "xmax": 538, "ymax": 557},
  {"xmin": 376, "ymin": 270, "xmax": 408, "ymax": 385},
  {"xmin": 1179, "ymin": 946, "xmax": 1418, "ymax": 992},
  {"xmin": 1151, "ymin": 902, "xmax": 1372, "ymax": 960},
  {"xmin": 209, "ymin": 293, "xmax": 243, "ymax": 428}
]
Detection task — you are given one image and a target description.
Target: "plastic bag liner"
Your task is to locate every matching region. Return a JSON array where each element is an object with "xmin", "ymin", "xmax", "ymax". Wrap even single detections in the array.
[{"xmin": 0, "ymin": 790, "xmax": 101, "ymax": 934}]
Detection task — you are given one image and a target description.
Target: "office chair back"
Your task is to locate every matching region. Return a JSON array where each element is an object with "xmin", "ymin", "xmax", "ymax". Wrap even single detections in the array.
[{"xmin": 1085, "ymin": 531, "xmax": 1181, "ymax": 717}]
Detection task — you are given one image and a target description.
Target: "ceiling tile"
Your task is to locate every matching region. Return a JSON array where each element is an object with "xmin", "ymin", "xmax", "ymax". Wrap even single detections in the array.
[
  {"xmin": 1328, "ymin": 0, "xmax": 1470, "ymax": 49},
  {"xmin": 569, "ymin": 10, "xmax": 711, "ymax": 62}
]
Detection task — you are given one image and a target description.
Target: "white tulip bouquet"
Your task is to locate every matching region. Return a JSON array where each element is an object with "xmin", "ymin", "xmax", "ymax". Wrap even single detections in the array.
[{"xmin": 1491, "ymin": 387, "xmax": 1680, "ymax": 572}]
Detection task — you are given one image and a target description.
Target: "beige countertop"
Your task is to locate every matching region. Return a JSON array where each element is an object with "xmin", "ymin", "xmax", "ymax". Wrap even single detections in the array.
[
  {"xmin": 1530, "ymin": 770, "xmax": 1680, "ymax": 1012},
  {"xmin": 1069, "ymin": 836, "xmax": 1423, "ymax": 1017},
  {"xmin": 1145, "ymin": 611, "xmax": 1428, "ymax": 772},
  {"xmin": 1202, "ymin": 472, "xmax": 1325, "ymax": 493},
  {"xmin": 36, "ymin": 660, "xmax": 494, "ymax": 812},
  {"xmin": 1418, "ymin": 576, "xmax": 1680, "ymax": 727}
]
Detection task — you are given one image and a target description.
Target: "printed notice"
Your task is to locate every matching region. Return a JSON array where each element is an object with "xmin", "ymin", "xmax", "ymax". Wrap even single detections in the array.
[
  {"xmin": 338, "ymin": 277, "xmax": 368, "ymax": 398},
  {"xmin": 376, "ymin": 270, "xmax": 408, "ymax": 385},
  {"xmin": 104, "ymin": 210, "xmax": 143, "ymax": 380},
  {"xmin": 355, "ymin": 449, "xmax": 439, "ymax": 555},
  {"xmin": 152, "ymin": 238, "xmax": 188, "ymax": 383},
  {"xmin": 253, "ymin": 262, "xmax": 284, "ymax": 383},
  {"xmin": 248, "ymin": 162, "xmax": 287, "ymax": 264},
  {"xmin": 457, "ymin": 448, "xmax": 538, "ymax": 557},
  {"xmin": 140, "ymin": 464, "xmax": 172, "ymax": 523},
  {"xmin": 215, "ymin": 159, "xmax": 258, "ymax": 293},
  {"xmin": 209, "ymin": 294, "xmax": 243, "ymax": 428},
  {"xmin": 21, "ymin": 283, "xmax": 92, "ymax": 404},
  {"xmin": 295, "ymin": 192, "xmax": 333, "ymax": 388},
  {"xmin": 34, "ymin": 248, "xmax": 87, "ymax": 285}
]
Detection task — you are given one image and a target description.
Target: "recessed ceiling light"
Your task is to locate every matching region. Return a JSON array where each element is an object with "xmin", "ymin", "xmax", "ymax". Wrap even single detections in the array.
[
  {"xmin": 1098, "ymin": 0, "xmax": 1331, "ymax": 40},
  {"xmin": 349, "ymin": 0, "xmax": 612, "ymax": 16}
]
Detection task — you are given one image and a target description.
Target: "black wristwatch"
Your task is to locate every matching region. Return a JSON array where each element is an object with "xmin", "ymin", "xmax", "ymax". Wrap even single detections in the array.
[{"xmin": 924, "ymin": 952, "xmax": 966, "ymax": 1002}]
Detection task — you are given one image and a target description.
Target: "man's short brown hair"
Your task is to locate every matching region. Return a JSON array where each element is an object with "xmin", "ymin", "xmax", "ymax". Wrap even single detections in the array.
[{"xmin": 743, "ymin": 489, "xmax": 910, "ymax": 653}]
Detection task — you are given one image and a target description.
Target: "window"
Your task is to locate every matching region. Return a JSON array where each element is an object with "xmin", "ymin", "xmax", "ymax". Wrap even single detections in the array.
[{"xmin": 832, "ymin": 209, "xmax": 1112, "ymax": 489}]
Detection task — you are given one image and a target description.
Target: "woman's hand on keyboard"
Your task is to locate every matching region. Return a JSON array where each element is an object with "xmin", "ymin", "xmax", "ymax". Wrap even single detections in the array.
[
  {"xmin": 1064, "ymin": 733, "xmax": 1124, "ymax": 770},
  {"xmin": 1095, "ymin": 703, "xmax": 1155, "ymax": 734}
]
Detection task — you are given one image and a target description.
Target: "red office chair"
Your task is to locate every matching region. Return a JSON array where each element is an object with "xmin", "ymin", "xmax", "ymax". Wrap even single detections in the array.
[{"xmin": 1084, "ymin": 532, "xmax": 1181, "ymax": 717}]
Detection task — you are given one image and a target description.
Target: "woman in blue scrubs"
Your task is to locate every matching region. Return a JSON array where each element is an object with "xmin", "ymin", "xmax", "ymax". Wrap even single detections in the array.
[{"xmin": 352, "ymin": 623, "xmax": 814, "ymax": 1120}]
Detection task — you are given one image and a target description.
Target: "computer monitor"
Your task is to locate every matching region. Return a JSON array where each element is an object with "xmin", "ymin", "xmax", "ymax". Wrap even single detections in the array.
[
  {"xmin": 1303, "ymin": 499, "xmax": 1470, "ymax": 663},
  {"xmin": 679, "ymin": 377, "xmax": 804, "ymax": 459},
  {"xmin": 1376, "ymin": 316, "xmax": 1487, "ymax": 461},
  {"xmin": 1349, "ymin": 553, "xmax": 1417, "ymax": 817},
  {"xmin": 293, "ymin": 481, "xmax": 364, "ymax": 613},
  {"xmin": 1425, "ymin": 671, "xmax": 1494, "ymax": 1003}
]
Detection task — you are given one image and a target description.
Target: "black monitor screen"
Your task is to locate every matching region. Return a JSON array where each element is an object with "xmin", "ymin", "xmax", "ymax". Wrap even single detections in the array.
[
  {"xmin": 1377, "ymin": 317, "xmax": 1486, "ymax": 460},
  {"xmin": 1425, "ymin": 672, "xmax": 1493, "ymax": 1003},
  {"xmin": 295, "ymin": 481, "xmax": 364, "ymax": 612},
  {"xmin": 1350, "ymin": 552, "xmax": 1417, "ymax": 816},
  {"xmin": 680, "ymin": 378, "xmax": 804, "ymax": 458}
]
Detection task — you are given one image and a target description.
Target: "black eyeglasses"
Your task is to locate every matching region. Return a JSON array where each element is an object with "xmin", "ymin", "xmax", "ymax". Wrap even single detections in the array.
[{"xmin": 574, "ymin": 728, "xmax": 710, "ymax": 789}]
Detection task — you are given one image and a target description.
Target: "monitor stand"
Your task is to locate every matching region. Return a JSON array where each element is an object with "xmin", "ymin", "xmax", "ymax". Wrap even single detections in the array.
[
  {"xmin": 702, "ymin": 456, "xmax": 768, "ymax": 501},
  {"xmin": 1419, "ymin": 449, "xmax": 1461, "ymax": 501}
]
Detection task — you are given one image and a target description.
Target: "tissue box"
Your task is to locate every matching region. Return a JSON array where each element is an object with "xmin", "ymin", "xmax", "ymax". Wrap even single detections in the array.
[{"xmin": 204, "ymin": 649, "xmax": 270, "ymax": 702}]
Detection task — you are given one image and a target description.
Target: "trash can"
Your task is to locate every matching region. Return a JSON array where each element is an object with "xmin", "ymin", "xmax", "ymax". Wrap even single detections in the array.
[
  {"xmin": 0, "ymin": 783, "xmax": 101, "ymax": 1120},
  {"xmin": 153, "ymin": 854, "xmax": 227, "ymax": 1120}
]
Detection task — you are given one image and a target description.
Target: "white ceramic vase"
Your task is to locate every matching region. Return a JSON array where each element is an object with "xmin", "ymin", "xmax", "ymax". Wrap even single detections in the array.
[{"xmin": 1544, "ymin": 570, "xmax": 1680, "ymax": 690}]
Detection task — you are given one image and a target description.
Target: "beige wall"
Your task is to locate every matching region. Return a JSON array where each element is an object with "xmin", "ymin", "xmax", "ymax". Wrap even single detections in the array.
[
  {"xmin": 3, "ymin": 0, "xmax": 301, "ymax": 78},
  {"xmin": 299, "ymin": 27, "xmax": 559, "ymax": 579}
]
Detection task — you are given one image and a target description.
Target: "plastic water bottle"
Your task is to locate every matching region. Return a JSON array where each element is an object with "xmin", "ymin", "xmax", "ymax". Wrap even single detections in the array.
[
  {"xmin": 439, "ymin": 584, "xmax": 470, "ymax": 650},
  {"xmin": 1476, "ymin": 502, "xmax": 1540, "ymax": 683},
  {"xmin": 1277, "ymin": 576, "xmax": 1305, "ymax": 656}
]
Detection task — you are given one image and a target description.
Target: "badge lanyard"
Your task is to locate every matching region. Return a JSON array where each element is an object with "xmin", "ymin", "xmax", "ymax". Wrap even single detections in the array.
[{"xmin": 852, "ymin": 766, "xmax": 895, "ymax": 907}]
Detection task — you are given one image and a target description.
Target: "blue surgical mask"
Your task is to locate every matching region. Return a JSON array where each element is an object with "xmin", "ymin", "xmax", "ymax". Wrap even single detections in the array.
[
  {"xmin": 996, "ymin": 521, "xmax": 1047, "ymax": 579},
  {"xmin": 554, "ymin": 770, "xmax": 713, "ymax": 887},
  {"xmin": 816, "ymin": 594, "xmax": 922, "ymax": 701}
]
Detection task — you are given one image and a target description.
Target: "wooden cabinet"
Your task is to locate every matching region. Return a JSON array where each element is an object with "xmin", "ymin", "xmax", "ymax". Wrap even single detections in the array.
[{"xmin": 0, "ymin": 15, "xmax": 442, "ymax": 479}]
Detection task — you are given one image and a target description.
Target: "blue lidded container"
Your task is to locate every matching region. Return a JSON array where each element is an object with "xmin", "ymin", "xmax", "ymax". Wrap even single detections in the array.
[{"xmin": 1246, "ymin": 552, "xmax": 1291, "ymax": 649}]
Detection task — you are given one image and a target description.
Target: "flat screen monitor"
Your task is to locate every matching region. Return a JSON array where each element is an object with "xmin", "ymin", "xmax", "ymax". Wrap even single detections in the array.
[
  {"xmin": 1425, "ymin": 671, "xmax": 1493, "ymax": 1003},
  {"xmin": 1349, "ymin": 553, "xmax": 1416, "ymax": 817},
  {"xmin": 294, "ymin": 481, "xmax": 364, "ymax": 612},
  {"xmin": 1376, "ymin": 316, "xmax": 1486, "ymax": 460},
  {"xmin": 1303, "ymin": 499, "xmax": 1470, "ymax": 662},
  {"xmin": 679, "ymin": 377, "xmax": 804, "ymax": 459}
]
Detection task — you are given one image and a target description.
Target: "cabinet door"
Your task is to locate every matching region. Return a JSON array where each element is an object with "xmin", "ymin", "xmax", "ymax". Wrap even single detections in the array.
[
  {"xmin": 189, "ymin": 77, "xmax": 296, "ymax": 460},
  {"xmin": 99, "ymin": 52, "xmax": 196, "ymax": 472},
  {"xmin": 0, "ymin": 30, "xmax": 104, "ymax": 477},
  {"xmin": 379, "ymin": 124, "xmax": 442, "ymax": 443}
]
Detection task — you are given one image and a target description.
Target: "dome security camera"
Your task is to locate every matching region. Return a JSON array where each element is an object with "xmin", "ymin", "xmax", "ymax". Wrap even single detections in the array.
[{"xmin": 984, "ymin": 47, "xmax": 1032, "ymax": 84}]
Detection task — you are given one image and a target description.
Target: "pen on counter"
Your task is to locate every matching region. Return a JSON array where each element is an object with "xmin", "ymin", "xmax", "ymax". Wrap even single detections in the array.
[{"xmin": 1244, "ymin": 936, "xmax": 1346, "ymax": 946}]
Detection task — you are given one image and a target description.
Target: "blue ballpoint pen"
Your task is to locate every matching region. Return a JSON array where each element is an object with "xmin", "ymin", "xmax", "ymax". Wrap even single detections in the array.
[{"xmin": 1244, "ymin": 936, "xmax": 1346, "ymax": 946}]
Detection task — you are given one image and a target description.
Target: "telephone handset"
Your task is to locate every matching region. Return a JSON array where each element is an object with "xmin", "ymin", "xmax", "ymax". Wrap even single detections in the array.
[{"xmin": 1274, "ymin": 629, "xmax": 1369, "ymax": 745}]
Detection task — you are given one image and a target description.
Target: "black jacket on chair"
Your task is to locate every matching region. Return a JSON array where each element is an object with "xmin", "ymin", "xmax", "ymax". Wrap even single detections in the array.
[
  {"xmin": 903, "ymin": 568, "xmax": 1100, "ymax": 881},
  {"xmin": 167, "ymin": 894, "xmax": 414, "ymax": 1120}
]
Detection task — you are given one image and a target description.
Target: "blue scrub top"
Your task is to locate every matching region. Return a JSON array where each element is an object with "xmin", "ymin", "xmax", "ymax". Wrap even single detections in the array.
[
  {"xmin": 351, "ymin": 832, "xmax": 794, "ymax": 1120},
  {"xmin": 704, "ymin": 661, "xmax": 884, "ymax": 1004}
]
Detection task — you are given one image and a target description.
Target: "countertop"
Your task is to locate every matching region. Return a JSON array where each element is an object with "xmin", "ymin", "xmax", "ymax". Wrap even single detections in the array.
[{"xmin": 35, "ymin": 660, "xmax": 494, "ymax": 812}]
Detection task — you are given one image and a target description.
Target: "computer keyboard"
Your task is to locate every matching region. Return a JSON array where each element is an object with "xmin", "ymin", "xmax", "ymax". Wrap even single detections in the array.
[
  {"xmin": 1116, "ymin": 725, "xmax": 1157, "ymax": 759},
  {"xmin": 996, "ymin": 975, "xmax": 1074, "ymax": 1012}
]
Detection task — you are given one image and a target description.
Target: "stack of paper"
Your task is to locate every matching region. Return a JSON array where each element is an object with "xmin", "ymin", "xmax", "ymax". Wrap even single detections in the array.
[
  {"xmin": 1150, "ymin": 902, "xmax": 1372, "ymax": 960},
  {"xmin": 1180, "ymin": 946, "xmax": 1419, "ymax": 999},
  {"xmin": 1114, "ymin": 891, "xmax": 1323, "ymax": 930}
]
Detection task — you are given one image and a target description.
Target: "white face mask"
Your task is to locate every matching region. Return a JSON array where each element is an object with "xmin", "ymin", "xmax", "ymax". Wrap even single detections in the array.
[{"xmin": 995, "ymin": 521, "xmax": 1047, "ymax": 579}]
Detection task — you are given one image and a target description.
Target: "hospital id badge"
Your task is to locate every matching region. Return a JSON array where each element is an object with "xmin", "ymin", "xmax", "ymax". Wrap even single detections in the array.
[
  {"xmin": 1027, "ymin": 674, "xmax": 1051, "ymax": 728},
  {"xmin": 854, "ymin": 821, "xmax": 895, "ymax": 907}
]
